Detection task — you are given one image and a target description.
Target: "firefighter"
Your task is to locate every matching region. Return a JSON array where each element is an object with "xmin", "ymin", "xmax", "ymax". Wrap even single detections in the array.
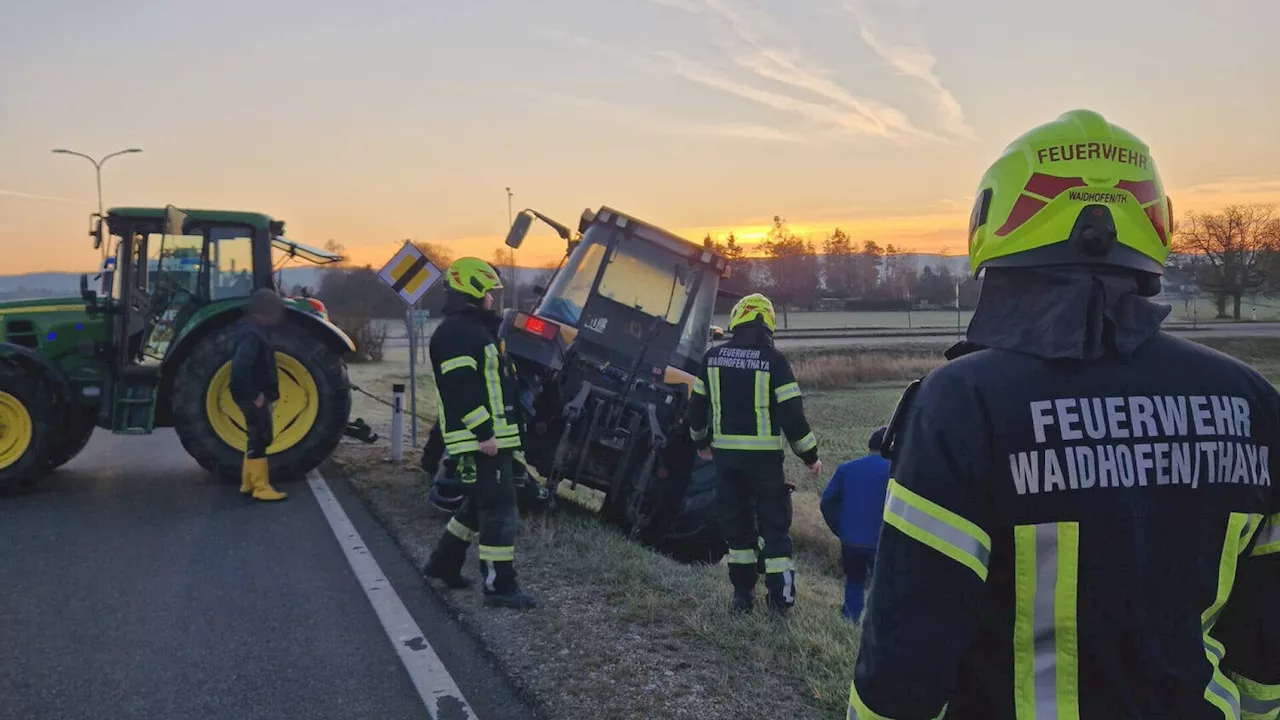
[
  {"xmin": 689, "ymin": 293, "xmax": 822, "ymax": 615},
  {"xmin": 847, "ymin": 109, "xmax": 1280, "ymax": 719},
  {"xmin": 230, "ymin": 288, "xmax": 287, "ymax": 502},
  {"xmin": 420, "ymin": 257, "xmax": 536, "ymax": 610}
]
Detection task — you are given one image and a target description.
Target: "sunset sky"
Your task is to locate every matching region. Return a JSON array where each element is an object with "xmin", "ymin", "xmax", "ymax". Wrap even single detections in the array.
[{"xmin": 3, "ymin": 0, "xmax": 1280, "ymax": 275}]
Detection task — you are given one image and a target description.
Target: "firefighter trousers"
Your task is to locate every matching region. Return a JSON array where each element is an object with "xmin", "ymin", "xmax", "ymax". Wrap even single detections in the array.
[
  {"xmin": 425, "ymin": 450, "xmax": 520, "ymax": 594},
  {"xmin": 238, "ymin": 400, "xmax": 274, "ymax": 459},
  {"xmin": 714, "ymin": 451, "xmax": 796, "ymax": 608}
]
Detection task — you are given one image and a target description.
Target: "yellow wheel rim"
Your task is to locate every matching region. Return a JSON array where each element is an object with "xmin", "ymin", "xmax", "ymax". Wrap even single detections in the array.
[
  {"xmin": 205, "ymin": 353, "xmax": 320, "ymax": 455},
  {"xmin": 0, "ymin": 391, "xmax": 33, "ymax": 470}
]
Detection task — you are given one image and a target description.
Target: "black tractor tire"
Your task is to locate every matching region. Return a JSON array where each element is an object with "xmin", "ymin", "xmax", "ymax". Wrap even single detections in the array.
[
  {"xmin": 171, "ymin": 321, "xmax": 351, "ymax": 483},
  {"xmin": 655, "ymin": 458, "xmax": 726, "ymax": 565},
  {"xmin": 45, "ymin": 407, "xmax": 97, "ymax": 472},
  {"xmin": 0, "ymin": 364, "xmax": 58, "ymax": 491}
]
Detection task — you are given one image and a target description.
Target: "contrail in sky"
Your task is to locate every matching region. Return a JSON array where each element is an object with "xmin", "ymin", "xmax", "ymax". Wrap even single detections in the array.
[{"xmin": 0, "ymin": 189, "xmax": 88, "ymax": 205}]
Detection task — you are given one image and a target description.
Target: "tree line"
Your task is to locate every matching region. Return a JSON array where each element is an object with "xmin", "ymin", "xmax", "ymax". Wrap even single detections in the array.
[
  {"xmin": 305, "ymin": 202, "xmax": 1280, "ymax": 360},
  {"xmin": 702, "ymin": 215, "xmax": 982, "ymax": 313}
]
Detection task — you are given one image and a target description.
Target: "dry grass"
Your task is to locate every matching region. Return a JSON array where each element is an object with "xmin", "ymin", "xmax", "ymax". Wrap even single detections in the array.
[{"xmin": 332, "ymin": 333, "xmax": 1280, "ymax": 719}]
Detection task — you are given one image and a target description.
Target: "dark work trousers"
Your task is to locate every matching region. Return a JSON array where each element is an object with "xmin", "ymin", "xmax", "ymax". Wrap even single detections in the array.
[
  {"xmin": 238, "ymin": 400, "xmax": 274, "ymax": 459},
  {"xmin": 841, "ymin": 544, "xmax": 876, "ymax": 621},
  {"xmin": 426, "ymin": 450, "xmax": 520, "ymax": 595},
  {"xmin": 714, "ymin": 451, "xmax": 796, "ymax": 608}
]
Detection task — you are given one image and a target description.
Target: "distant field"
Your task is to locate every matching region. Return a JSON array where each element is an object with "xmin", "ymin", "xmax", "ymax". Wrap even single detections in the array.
[{"xmin": 367, "ymin": 295, "xmax": 1280, "ymax": 341}]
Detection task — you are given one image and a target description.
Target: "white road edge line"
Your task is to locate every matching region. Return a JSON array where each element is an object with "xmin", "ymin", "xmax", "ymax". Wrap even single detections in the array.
[{"xmin": 308, "ymin": 469, "xmax": 479, "ymax": 720}]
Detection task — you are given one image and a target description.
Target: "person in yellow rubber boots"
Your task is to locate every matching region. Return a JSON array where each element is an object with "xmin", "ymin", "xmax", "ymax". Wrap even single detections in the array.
[
  {"xmin": 847, "ymin": 109, "xmax": 1280, "ymax": 719},
  {"xmin": 230, "ymin": 288, "xmax": 287, "ymax": 502},
  {"xmin": 421, "ymin": 257, "xmax": 536, "ymax": 610},
  {"xmin": 688, "ymin": 293, "xmax": 822, "ymax": 616}
]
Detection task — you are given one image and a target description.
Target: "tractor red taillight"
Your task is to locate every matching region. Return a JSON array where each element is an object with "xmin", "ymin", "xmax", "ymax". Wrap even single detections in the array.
[{"xmin": 519, "ymin": 314, "xmax": 559, "ymax": 340}]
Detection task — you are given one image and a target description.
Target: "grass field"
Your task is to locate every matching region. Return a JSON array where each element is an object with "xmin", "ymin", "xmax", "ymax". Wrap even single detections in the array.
[
  {"xmin": 334, "ymin": 335, "xmax": 1280, "ymax": 720},
  {"xmin": 370, "ymin": 293, "xmax": 1280, "ymax": 342}
]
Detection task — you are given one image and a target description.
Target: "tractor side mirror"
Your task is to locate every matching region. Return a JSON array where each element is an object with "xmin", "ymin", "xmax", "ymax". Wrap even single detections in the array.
[
  {"xmin": 79, "ymin": 273, "xmax": 97, "ymax": 308},
  {"xmin": 89, "ymin": 215, "xmax": 104, "ymax": 250},
  {"xmin": 163, "ymin": 204, "xmax": 190, "ymax": 236},
  {"xmin": 506, "ymin": 210, "xmax": 535, "ymax": 249}
]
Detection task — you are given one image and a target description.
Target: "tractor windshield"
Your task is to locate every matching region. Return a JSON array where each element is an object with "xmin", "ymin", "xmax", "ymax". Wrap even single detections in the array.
[{"xmin": 536, "ymin": 224, "xmax": 694, "ymax": 327}]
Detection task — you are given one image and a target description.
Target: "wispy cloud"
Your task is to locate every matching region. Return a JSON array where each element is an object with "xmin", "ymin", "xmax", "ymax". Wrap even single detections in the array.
[
  {"xmin": 0, "ymin": 189, "xmax": 88, "ymax": 205},
  {"xmin": 642, "ymin": 0, "xmax": 937, "ymax": 144},
  {"xmin": 544, "ymin": 93, "xmax": 803, "ymax": 142},
  {"xmin": 842, "ymin": 0, "xmax": 974, "ymax": 140}
]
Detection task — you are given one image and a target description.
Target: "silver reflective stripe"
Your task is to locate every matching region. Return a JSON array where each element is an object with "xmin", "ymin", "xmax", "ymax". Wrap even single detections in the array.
[
  {"xmin": 885, "ymin": 494, "xmax": 991, "ymax": 569},
  {"xmin": 1208, "ymin": 678, "xmax": 1241, "ymax": 720},
  {"xmin": 1033, "ymin": 524, "xmax": 1059, "ymax": 720},
  {"xmin": 1239, "ymin": 692, "xmax": 1280, "ymax": 717}
]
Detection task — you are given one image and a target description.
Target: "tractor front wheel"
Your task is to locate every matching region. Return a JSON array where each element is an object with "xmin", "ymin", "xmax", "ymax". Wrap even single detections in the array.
[
  {"xmin": 172, "ymin": 321, "xmax": 351, "ymax": 482},
  {"xmin": 0, "ymin": 365, "xmax": 56, "ymax": 491},
  {"xmin": 45, "ymin": 408, "xmax": 97, "ymax": 472}
]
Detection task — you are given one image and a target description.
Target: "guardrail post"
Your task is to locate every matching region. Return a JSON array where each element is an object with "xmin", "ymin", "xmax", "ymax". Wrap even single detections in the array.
[{"xmin": 391, "ymin": 383, "xmax": 405, "ymax": 463}]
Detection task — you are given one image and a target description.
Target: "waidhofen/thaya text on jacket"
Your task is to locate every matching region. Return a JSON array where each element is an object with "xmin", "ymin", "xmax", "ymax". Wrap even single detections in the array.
[{"xmin": 1010, "ymin": 396, "xmax": 1271, "ymax": 494}]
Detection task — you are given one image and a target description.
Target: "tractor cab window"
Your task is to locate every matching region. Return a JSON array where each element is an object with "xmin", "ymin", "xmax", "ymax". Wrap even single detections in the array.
[
  {"xmin": 537, "ymin": 228, "xmax": 609, "ymax": 326},
  {"xmin": 209, "ymin": 228, "xmax": 256, "ymax": 299},
  {"xmin": 595, "ymin": 237, "xmax": 693, "ymax": 325},
  {"xmin": 674, "ymin": 271, "xmax": 716, "ymax": 361}
]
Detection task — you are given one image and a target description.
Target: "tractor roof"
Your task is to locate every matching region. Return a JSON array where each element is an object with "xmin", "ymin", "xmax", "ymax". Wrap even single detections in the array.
[
  {"xmin": 595, "ymin": 206, "xmax": 727, "ymax": 264},
  {"xmin": 107, "ymin": 207, "xmax": 276, "ymax": 230}
]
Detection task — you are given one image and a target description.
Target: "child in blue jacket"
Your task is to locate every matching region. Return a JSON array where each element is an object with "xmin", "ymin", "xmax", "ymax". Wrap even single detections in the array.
[{"xmin": 820, "ymin": 427, "xmax": 891, "ymax": 622}]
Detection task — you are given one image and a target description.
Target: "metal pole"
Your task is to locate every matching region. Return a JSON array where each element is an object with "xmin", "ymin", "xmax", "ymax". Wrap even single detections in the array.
[
  {"xmin": 956, "ymin": 281, "xmax": 962, "ymax": 337},
  {"xmin": 506, "ymin": 187, "xmax": 516, "ymax": 311},
  {"xmin": 407, "ymin": 306, "xmax": 419, "ymax": 447},
  {"xmin": 391, "ymin": 383, "xmax": 405, "ymax": 462}
]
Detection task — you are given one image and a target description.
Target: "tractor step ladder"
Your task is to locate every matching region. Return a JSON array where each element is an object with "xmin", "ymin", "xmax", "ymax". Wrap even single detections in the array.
[{"xmin": 110, "ymin": 364, "xmax": 160, "ymax": 435}]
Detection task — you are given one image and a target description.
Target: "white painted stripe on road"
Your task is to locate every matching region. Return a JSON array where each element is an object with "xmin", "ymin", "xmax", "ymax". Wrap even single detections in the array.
[{"xmin": 308, "ymin": 470, "xmax": 478, "ymax": 720}]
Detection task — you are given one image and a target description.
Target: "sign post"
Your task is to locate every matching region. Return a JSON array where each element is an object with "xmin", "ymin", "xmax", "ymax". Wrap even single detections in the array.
[{"xmin": 377, "ymin": 242, "xmax": 443, "ymax": 448}]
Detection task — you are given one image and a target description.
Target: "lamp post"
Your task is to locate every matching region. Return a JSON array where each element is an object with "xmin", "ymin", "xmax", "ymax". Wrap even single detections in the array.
[
  {"xmin": 506, "ymin": 186, "xmax": 516, "ymax": 311},
  {"xmin": 51, "ymin": 147, "xmax": 143, "ymax": 218}
]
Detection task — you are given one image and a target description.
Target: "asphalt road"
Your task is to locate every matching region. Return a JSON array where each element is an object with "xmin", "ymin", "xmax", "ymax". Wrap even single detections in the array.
[{"xmin": 0, "ymin": 430, "xmax": 538, "ymax": 720}]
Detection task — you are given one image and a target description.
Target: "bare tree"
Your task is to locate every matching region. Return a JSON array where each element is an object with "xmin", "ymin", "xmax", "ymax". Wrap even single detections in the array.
[{"xmin": 1173, "ymin": 203, "xmax": 1280, "ymax": 319}]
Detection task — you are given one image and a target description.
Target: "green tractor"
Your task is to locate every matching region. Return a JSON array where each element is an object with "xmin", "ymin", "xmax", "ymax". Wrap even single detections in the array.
[{"xmin": 0, "ymin": 205, "xmax": 354, "ymax": 490}]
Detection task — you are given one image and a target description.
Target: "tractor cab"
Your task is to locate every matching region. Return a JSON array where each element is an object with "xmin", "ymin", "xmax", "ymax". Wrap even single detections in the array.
[
  {"xmin": 497, "ymin": 206, "xmax": 728, "ymax": 559},
  {"xmin": 82, "ymin": 206, "xmax": 341, "ymax": 434}
]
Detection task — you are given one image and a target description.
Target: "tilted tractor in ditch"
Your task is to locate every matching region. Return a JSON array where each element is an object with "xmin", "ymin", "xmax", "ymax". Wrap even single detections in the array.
[
  {"xmin": 429, "ymin": 206, "xmax": 734, "ymax": 564},
  {"xmin": 0, "ymin": 205, "xmax": 355, "ymax": 491}
]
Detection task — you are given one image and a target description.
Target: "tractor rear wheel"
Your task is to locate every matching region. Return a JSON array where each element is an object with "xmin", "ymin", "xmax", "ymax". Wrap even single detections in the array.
[
  {"xmin": 0, "ymin": 365, "xmax": 56, "ymax": 491},
  {"xmin": 45, "ymin": 407, "xmax": 96, "ymax": 472},
  {"xmin": 172, "ymin": 321, "xmax": 351, "ymax": 482},
  {"xmin": 654, "ymin": 458, "xmax": 726, "ymax": 564}
]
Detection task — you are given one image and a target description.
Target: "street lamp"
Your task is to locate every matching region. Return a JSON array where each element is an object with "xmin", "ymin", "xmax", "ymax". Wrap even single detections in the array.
[
  {"xmin": 506, "ymin": 186, "xmax": 516, "ymax": 310},
  {"xmin": 51, "ymin": 147, "xmax": 143, "ymax": 218}
]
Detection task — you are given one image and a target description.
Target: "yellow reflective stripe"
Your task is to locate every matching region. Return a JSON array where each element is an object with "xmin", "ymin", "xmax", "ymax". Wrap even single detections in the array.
[
  {"xmin": 690, "ymin": 425, "xmax": 708, "ymax": 441},
  {"xmin": 1250, "ymin": 513, "xmax": 1280, "ymax": 556},
  {"xmin": 440, "ymin": 355, "xmax": 478, "ymax": 373},
  {"xmin": 461, "ymin": 406, "xmax": 491, "ymax": 429},
  {"xmin": 446, "ymin": 440, "xmax": 481, "ymax": 455},
  {"xmin": 792, "ymin": 432, "xmax": 817, "ymax": 454},
  {"xmin": 882, "ymin": 478, "xmax": 991, "ymax": 581},
  {"xmin": 1012, "ymin": 522, "xmax": 1080, "ymax": 720},
  {"xmin": 493, "ymin": 421, "xmax": 520, "ymax": 437},
  {"xmin": 444, "ymin": 429, "xmax": 474, "ymax": 441},
  {"xmin": 727, "ymin": 548, "xmax": 757, "ymax": 564},
  {"xmin": 495, "ymin": 435, "xmax": 522, "ymax": 450},
  {"xmin": 446, "ymin": 517, "xmax": 477, "ymax": 542},
  {"xmin": 754, "ymin": 370, "xmax": 770, "ymax": 437},
  {"xmin": 764, "ymin": 556, "xmax": 794, "ymax": 573},
  {"xmin": 711, "ymin": 434, "xmax": 785, "ymax": 451},
  {"xmin": 483, "ymin": 344, "xmax": 505, "ymax": 423},
  {"xmin": 478, "ymin": 545, "xmax": 515, "ymax": 562},
  {"xmin": 708, "ymin": 367, "xmax": 722, "ymax": 438},
  {"xmin": 1203, "ymin": 513, "xmax": 1257, "ymax": 719},
  {"xmin": 775, "ymin": 381, "xmax": 801, "ymax": 403},
  {"xmin": 693, "ymin": 377, "xmax": 707, "ymax": 396},
  {"xmin": 1231, "ymin": 672, "xmax": 1280, "ymax": 720}
]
